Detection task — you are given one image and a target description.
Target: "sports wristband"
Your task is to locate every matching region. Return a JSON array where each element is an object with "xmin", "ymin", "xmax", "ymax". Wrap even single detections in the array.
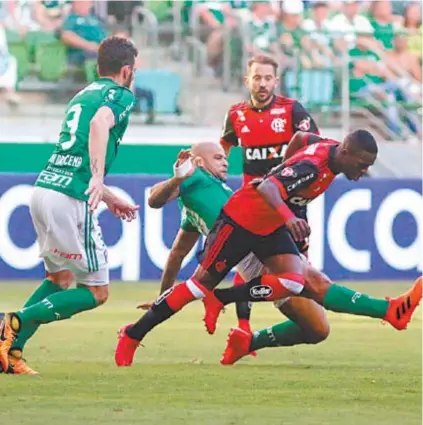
[
  {"xmin": 276, "ymin": 203, "xmax": 295, "ymax": 222},
  {"xmin": 173, "ymin": 159, "xmax": 193, "ymax": 179}
]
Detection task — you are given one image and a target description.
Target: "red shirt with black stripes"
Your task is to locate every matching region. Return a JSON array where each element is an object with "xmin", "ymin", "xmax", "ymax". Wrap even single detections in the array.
[
  {"xmin": 220, "ymin": 95, "xmax": 319, "ymax": 185},
  {"xmin": 223, "ymin": 136, "xmax": 340, "ymax": 236}
]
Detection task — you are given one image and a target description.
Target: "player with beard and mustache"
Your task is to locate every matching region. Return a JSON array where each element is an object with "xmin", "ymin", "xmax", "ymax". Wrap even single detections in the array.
[
  {"xmin": 218, "ymin": 55, "xmax": 320, "ymax": 337},
  {"xmin": 0, "ymin": 37, "xmax": 140, "ymax": 375}
]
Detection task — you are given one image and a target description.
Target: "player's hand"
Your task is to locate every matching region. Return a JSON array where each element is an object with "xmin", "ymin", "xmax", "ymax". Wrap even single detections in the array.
[
  {"xmin": 286, "ymin": 217, "xmax": 310, "ymax": 242},
  {"xmin": 85, "ymin": 176, "xmax": 105, "ymax": 212},
  {"xmin": 173, "ymin": 150, "xmax": 195, "ymax": 180},
  {"xmin": 106, "ymin": 197, "xmax": 140, "ymax": 222},
  {"xmin": 137, "ymin": 300, "xmax": 154, "ymax": 310}
]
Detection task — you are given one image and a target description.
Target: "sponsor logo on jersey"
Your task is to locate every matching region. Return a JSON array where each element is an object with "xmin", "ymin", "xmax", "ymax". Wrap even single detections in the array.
[
  {"xmin": 297, "ymin": 117, "xmax": 311, "ymax": 131},
  {"xmin": 241, "ymin": 125, "xmax": 250, "ymax": 133},
  {"xmin": 245, "ymin": 144, "xmax": 288, "ymax": 161},
  {"xmin": 37, "ymin": 170, "xmax": 72, "ymax": 187},
  {"xmin": 250, "ymin": 285, "xmax": 273, "ymax": 298},
  {"xmin": 270, "ymin": 108, "xmax": 286, "ymax": 115},
  {"xmin": 288, "ymin": 196, "xmax": 312, "ymax": 207},
  {"xmin": 287, "ymin": 173, "xmax": 315, "ymax": 191},
  {"xmin": 281, "ymin": 167, "xmax": 296, "ymax": 178},
  {"xmin": 48, "ymin": 153, "xmax": 82, "ymax": 168},
  {"xmin": 271, "ymin": 118, "xmax": 286, "ymax": 133}
]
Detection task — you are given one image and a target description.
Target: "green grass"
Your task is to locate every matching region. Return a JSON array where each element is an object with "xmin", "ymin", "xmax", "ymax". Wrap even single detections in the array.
[{"xmin": 0, "ymin": 281, "xmax": 421, "ymax": 425}]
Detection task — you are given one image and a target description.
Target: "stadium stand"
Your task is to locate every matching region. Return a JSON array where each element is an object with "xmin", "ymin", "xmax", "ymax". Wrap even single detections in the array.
[{"xmin": 0, "ymin": 0, "xmax": 421, "ymax": 140}]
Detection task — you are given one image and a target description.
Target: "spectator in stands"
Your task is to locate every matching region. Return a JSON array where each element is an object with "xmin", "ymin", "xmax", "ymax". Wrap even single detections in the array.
[
  {"xmin": 330, "ymin": 0, "xmax": 374, "ymax": 49},
  {"xmin": 34, "ymin": 0, "xmax": 71, "ymax": 33},
  {"xmin": 402, "ymin": 2, "xmax": 422, "ymax": 60},
  {"xmin": 3, "ymin": 0, "xmax": 38, "ymax": 35},
  {"xmin": 274, "ymin": 0, "xmax": 313, "ymax": 69},
  {"xmin": 192, "ymin": 1, "xmax": 238, "ymax": 72},
  {"xmin": 245, "ymin": 1, "xmax": 277, "ymax": 56},
  {"xmin": 383, "ymin": 31, "xmax": 422, "ymax": 101},
  {"xmin": 349, "ymin": 27, "xmax": 419, "ymax": 136},
  {"xmin": 0, "ymin": 24, "xmax": 20, "ymax": 106},
  {"xmin": 302, "ymin": 2, "xmax": 343, "ymax": 67},
  {"xmin": 61, "ymin": 0, "xmax": 107, "ymax": 66},
  {"xmin": 369, "ymin": 1, "xmax": 400, "ymax": 50}
]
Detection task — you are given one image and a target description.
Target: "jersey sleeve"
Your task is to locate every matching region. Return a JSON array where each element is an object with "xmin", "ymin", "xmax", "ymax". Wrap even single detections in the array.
[
  {"xmin": 62, "ymin": 14, "xmax": 76, "ymax": 31},
  {"xmin": 179, "ymin": 168, "xmax": 203, "ymax": 194},
  {"xmin": 101, "ymin": 87, "xmax": 136, "ymax": 126},
  {"xmin": 269, "ymin": 160, "xmax": 319, "ymax": 199},
  {"xmin": 220, "ymin": 110, "xmax": 239, "ymax": 146},
  {"xmin": 291, "ymin": 102, "xmax": 319, "ymax": 134}
]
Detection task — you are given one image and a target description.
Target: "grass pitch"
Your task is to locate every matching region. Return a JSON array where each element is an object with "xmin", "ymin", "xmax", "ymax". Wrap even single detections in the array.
[{"xmin": 0, "ymin": 281, "xmax": 421, "ymax": 425}]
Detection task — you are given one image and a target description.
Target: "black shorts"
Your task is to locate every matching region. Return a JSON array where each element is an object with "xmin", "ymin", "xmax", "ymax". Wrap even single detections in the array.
[{"xmin": 197, "ymin": 211, "xmax": 299, "ymax": 282}]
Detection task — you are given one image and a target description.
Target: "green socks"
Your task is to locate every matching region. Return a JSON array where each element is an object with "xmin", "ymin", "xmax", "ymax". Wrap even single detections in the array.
[
  {"xmin": 14, "ymin": 286, "xmax": 98, "ymax": 328},
  {"xmin": 11, "ymin": 279, "xmax": 63, "ymax": 351},
  {"xmin": 250, "ymin": 320, "xmax": 309, "ymax": 351},
  {"xmin": 323, "ymin": 284, "xmax": 389, "ymax": 319}
]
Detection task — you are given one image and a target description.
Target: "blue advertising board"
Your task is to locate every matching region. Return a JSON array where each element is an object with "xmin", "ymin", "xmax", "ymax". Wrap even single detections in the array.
[{"xmin": 0, "ymin": 174, "xmax": 421, "ymax": 281}]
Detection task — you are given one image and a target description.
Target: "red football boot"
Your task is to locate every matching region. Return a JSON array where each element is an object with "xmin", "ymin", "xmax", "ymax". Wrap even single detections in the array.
[
  {"xmin": 220, "ymin": 327, "xmax": 253, "ymax": 366},
  {"xmin": 115, "ymin": 324, "xmax": 140, "ymax": 367}
]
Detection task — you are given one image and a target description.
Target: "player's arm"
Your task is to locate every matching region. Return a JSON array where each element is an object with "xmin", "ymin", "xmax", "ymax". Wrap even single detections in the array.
[
  {"xmin": 291, "ymin": 101, "xmax": 319, "ymax": 135},
  {"xmin": 159, "ymin": 228, "xmax": 201, "ymax": 294},
  {"xmin": 85, "ymin": 106, "xmax": 115, "ymax": 211},
  {"xmin": 220, "ymin": 110, "xmax": 238, "ymax": 157},
  {"xmin": 284, "ymin": 132, "xmax": 322, "ymax": 161},
  {"xmin": 256, "ymin": 161, "xmax": 318, "ymax": 241},
  {"xmin": 148, "ymin": 178, "xmax": 183, "ymax": 208},
  {"xmin": 148, "ymin": 150, "xmax": 195, "ymax": 208},
  {"xmin": 137, "ymin": 228, "xmax": 200, "ymax": 310}
]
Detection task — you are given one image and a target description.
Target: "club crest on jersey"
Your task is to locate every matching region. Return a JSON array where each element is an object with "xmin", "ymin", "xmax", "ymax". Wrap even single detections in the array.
[
  {"xmin": 281, "ymin": 167, "xmax": 296, "ymax": 177},
  {"xmin": 297, "ymin": 117, "xmax": 311, "ymax": 131},
  {"xmin": 271, "ymin": 118, "xmax": 286, "ymax": 133}
]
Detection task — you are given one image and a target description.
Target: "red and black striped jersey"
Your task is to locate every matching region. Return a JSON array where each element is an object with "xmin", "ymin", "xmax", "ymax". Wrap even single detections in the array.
[
  {"xmin": 223, "ymin": 135, "xmax": 340, "ymax": 236},
  {"xmin": 220, "ymin": 95, "xmax": 319, "ymax": 185}
]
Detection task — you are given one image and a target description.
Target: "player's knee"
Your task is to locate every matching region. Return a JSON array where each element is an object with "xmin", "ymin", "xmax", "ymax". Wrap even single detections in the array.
[
  {"xmin": 47, "ymin": 270, "xmax": 74, "ymax": 289},
  {"xmin": 86, "ymin": 285, "xmax": 109, "ymax": 305},
  {"xmin": 305, "ymin": 320, "xmax": 330, "ymax": 344},
  {"xmin": 304, "ymin": 266, "xmax": 331, "ymax": 301}
]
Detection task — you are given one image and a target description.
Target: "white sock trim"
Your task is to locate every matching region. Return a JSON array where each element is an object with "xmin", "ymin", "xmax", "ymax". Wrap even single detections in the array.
[
  {"xmin": 278, "ymin": 278, "xmax": 303, "ymax": 295},
  {"xmin": 186, "ymin": 279, "xmax": 205, "ymax": 299}
]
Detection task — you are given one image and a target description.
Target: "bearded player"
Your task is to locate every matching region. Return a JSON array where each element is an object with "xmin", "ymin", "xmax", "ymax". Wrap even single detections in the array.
[
  {"xmin": 220, "ymin": 54, "xmax": 319, "ymax": 334},
  {"xmin": 115, "ymin": 131, "xmax": 421, "ymax": 366},
  {"xmin": 0, "ymin": 37, "xmax": 139, "ymax": 375}
]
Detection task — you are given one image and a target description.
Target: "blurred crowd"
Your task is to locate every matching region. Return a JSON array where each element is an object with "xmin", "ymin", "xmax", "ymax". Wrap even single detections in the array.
[{"xmin": 0, "ymin": 0, "xmax": 421, "ymax": 134}]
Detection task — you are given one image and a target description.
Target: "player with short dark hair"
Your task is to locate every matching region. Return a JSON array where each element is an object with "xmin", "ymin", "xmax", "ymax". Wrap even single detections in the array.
[
  {"xmin": 220, "ymin": 54, "xmax": 320, "ymax": 333},
  {"xmin": 114, "ymin": 130, "xmax": 421, "ymax": 366},
  {"xmin": 0, "ymin": 36, "xmax": 139, "ymax": 375}
]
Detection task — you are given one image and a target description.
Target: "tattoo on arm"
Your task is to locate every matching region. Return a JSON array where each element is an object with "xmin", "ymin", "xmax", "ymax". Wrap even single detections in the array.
[{"xmin": 90, "ymin": 158, "xmax": 99, "ymax": 175}]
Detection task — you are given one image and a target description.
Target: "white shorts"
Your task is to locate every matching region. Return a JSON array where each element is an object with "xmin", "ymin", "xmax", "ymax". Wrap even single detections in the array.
[
  {"xmin": 30, "ymin": 186, "xmax": 109, "ymax": 286},
  {"xmin": 236, "ymin": 252, "xmax": 292, "ymax": 309}
]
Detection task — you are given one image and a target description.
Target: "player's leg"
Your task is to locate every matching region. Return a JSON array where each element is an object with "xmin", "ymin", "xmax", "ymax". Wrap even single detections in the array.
[
  {"xmin": 115, "ymin": 212, "xmax": 252, "ymax": 366},
  {"xmin": 0, "ymin": 191, "xmax": 105, "ymax": 372},
  {"xmin": 303, "ymin": 266, "xmax": 422, "ymax": 330},
  {"xmin": 233, "ymin": 272, "xmax": 253, "ymax": 333},
  {"xmin": 221, "ymin": 297, "xmax": 330, "ymax": 365}
]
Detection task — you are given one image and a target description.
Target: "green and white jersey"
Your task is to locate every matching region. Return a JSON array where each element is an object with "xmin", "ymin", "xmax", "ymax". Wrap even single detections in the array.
[
  {"xmin": 35, "ymin": 78, "xmax": 135, "ymax": 201},
  {"xmin": 178, "ymin": 168, "xmax": 232, "ymax": 236}
]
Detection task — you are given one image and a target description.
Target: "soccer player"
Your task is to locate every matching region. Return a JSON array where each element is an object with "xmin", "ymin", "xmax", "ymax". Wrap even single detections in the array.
[
  {"xmin": 0, "ymin": 36, "xmax": 139, "ymax": 375},
  {"xmin": 135, "ymin": 143, "xmax": 328, "ymax": 359},
  {"xmin": 220, "ymin": 54, "xmax": 319, "ymax": 332},
  {"xmin": 115, "ymin": 131, "xmax": 421, "ymax": 366}
]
